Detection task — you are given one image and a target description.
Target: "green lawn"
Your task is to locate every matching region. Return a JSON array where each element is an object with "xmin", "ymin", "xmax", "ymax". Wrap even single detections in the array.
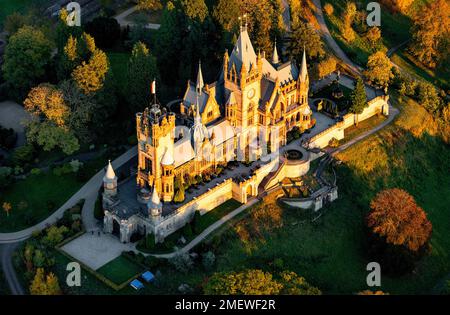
[
  {"xmin": 341, "ymin": 113, "xmax": 387, "ymax": 144},
  {"xmin": 391, "ymin": 49, "xmax": 449, "ymax": 90},
  {"xmin": 0, "ymin": 154, "xmax": 113, "ymax": 232},
  {"xmin": 195, "ymin": 199, "xmax": 242, "ymax": 233},
  {"xmin": 0, "ymin": 172, "xmax": 83, "ymax": 232},
  {"xmin": 97, "ymin": 255, "xmax": 144, "ymax": 285}
]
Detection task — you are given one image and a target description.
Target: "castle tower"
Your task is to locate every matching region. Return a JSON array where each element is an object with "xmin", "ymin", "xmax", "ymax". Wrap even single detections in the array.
[
  {"xmin": 136, "ymin": 90, "xmax": 176, "ymax": 200},
  {"xmin": 191, "ymin": 96, "xmax": 208, "ymax": 154},
  {"xmin": 148, "ymin": 187, "xmax": 162, "ymax": 218},
  {"xmin": 103, "ymin": 160, "xmax": 117, "ymax": 197},
  {"xmin": 160, "ymin": 148, "xmax": 175, "ymax": 202},
  {"xmin": 297, "ymin": 48, "xmax": 309, "ymax": 104}
]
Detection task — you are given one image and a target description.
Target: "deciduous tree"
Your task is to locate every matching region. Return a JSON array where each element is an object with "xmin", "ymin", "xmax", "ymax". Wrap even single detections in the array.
[
  {"xmin": 409, "ymin": 0, "xmax": 449, "ymax": 69},
  {"xmin": 137, "ymin": 0, "xmax": 162, "ymax": 11},
  {"xmin": 364, "ymin": 51, "xmax": 393, "ymax": 88},
  {"xmin": 288, "ymin": 20, "xmax": 324, "ymax": 61},
  {"xmin": 1, "ymin": 26, "xmax": 53, "ymax": 99},
  {"xmin": 367, "ymin": 188, "xmax": 432, "ymax": 252}
]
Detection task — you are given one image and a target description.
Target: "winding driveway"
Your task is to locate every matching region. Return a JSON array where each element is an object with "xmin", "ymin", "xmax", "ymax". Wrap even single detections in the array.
[{"xmin": 311, "ymin": 0, "xmax": 363, "ymax": 76}]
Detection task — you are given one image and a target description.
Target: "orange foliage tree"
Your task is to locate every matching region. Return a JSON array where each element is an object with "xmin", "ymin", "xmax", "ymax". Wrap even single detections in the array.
[{"xmin": 367, "ymin": 188, "xmax": 432, "ymax": 252}]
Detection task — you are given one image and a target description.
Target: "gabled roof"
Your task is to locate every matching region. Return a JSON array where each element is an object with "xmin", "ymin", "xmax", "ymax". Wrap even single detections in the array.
[
  {"xmin": 183, "ymin": 82, "xmax": 209, "ymax": 113},
  {"xmin": 229, "ymin": 27, "xmax": 257, "ymax": 73}
]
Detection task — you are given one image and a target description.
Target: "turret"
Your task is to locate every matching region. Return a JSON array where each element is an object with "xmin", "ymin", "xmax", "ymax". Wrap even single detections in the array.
[
  {"xmin": 161, "ymin": 148, "xmax": 175, "ymax": 202},
  {"xmin": 148, "ymin": 187, "xmax": 162, "ymax": 218},
  {"xmin": 103, "ymin": 160, "xmax": 117, "ymax": 197}
]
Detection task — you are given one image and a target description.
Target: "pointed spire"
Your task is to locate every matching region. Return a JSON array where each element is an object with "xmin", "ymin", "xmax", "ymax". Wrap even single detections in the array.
[
  {"xmin": 300, "ymin": 47, "xmax": 308, "ymax": 82},
  {"xmin": 196, "ymin": 60, "xmax": 204, "ymax": 94},
  {"xmin": 105, "ymin": 160, "xmax": 116, "ymax": 180},
  {"xmin": 151, "ymin": 187, "xmax": 160, "ymax": 205},
  {"xmin": 272, "ymin": 39, "xmax": 279, "ymax": 65},
  {"xmin": 161, "ymin": 148, "xmax": 174, "ymax": 166}
]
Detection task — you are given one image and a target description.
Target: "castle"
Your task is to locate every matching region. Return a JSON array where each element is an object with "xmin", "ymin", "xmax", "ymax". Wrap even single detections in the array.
[{"xmin": 102, "ymin": 23, "xmax": 314, "ymax": 243}]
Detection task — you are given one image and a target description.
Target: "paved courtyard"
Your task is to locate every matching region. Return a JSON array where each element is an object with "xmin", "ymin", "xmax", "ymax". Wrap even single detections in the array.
[{"xmin": 61, "ymin": 232, "xmax": 135, "ymax": 270}]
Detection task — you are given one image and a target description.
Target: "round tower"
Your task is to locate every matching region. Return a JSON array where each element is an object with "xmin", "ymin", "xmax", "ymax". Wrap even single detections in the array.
[
  {"xmin": 161, "ymin": 148, "xmax": 175, "ymax": 202},
  {"xmin": 103, "ymin": 160, "xmax": 117, "ymax": 197}
]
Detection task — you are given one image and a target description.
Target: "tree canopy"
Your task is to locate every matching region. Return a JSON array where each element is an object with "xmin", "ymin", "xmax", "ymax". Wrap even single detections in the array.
[
  {"xmin": 2, "ymin": 26, "xmax": 53, "ymax": 99},
  {"xmin": 204, "ymin": 269, "xmax": 321, "ymax": 295},
  {"xmin": 364, "ymin": 51, "xmax": 393, "ymax": 88},
  {"xmin": 349, "ymin": 77, "xmax": 367, "ymax": 116},
  {"xmin": 367, "ymin": 188, "xmax": 432, "ymax": 252},
  {"xmin": 288, "ymin": 20, "xmax": 324, "ymax": 61}
]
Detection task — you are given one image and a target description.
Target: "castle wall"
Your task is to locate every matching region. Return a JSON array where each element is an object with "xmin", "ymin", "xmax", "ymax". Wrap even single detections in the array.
[
  {"xmin": 154, "ymin": 179, "xmax": 234, "ymax": 241},
  {"xmin": 309, "ymin": 96, "xmax": 389, "ymax": 149}
]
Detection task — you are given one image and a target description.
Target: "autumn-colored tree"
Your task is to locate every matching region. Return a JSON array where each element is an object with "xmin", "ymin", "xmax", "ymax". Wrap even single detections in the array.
[
  {"xmin": 72, "ymin": 49, "xmax": 109, "ymax": 94},
  {"xmin": 24, "ymin": 84, "xmax": 80, "ymax": 154},
  {"xmin": 137, "ymin": 0, "xmax": 162, "ymax": 11},
  {"xmin": 366, "ymin": 26, "xmax": 381, "ymax": 47},
  {"xmin": 367, "ymin": 188, "xmax": 432, "ymax": 252},
  {"xmin": 409, "ymin": 0, "xmax": 449, "ymax": 69},
  {"xmin": 180, "ymin": 0, "xmax": 208, "ymax": 23},
  {"xmin": 314, "ymin": 57, "xmax": 337, "ymax": 79},
  {"xmin": 212, "ymin": 0, "xmax": 241, "ymax": 32},
  {"xmin": 340, "ymin": 2, "xmax": 357, "ymax": 42},
  {"xmin": 364, "ymin": 51, "xmax": 393, "ymax": 88},
  {"xmin": 357, "ymin": 290, "xmax": 389, "ymax": 295},
  {"xmin": 380, "ymin": 0, "xmax": 414, "ymax": 14},
  {"xmin": 2, "ymin": 202, "xmax": 12, "ymax": 217},
  {"xmin": 288, "ymin": 20, "xmax": 324, "ymax": 61},
  {"xmin": 323, "ymin": 3, "xmax": 334, "ymax": 16},
  {"xmin": 204, "ymin": 269, "xmax": 321, "ymax": 295},
  {"xmin": 29, "ymin": 268, "xmax": 61, "ymax": 295}
]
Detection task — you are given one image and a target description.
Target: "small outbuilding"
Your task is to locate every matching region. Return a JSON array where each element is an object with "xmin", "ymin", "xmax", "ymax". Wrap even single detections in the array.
[
  {"xmin": 141, "ymin": 271, "xmax": 155, "ymax": 283},
  {"xmin": 130, "ymin": 279, "xmax": 144, "ymax": 290}
]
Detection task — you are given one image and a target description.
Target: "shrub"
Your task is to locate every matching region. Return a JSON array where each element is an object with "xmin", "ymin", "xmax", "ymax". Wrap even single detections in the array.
[
  {"xmin": 182, "ymin": 223, "xmax": 193, "ymax": 238},
  {"xmin": 30, "ymin": 168, "xmax": 41, "ymax": 175},
  {"xmin": 328, "ymin": 137, "xmax": 339, "ymax": 148},
  {"xmin": 145, "ymin": 233, "xmax": 156, "ymax": 250},
  {"xmin": 0, "ymin": 166, "xmax": 14, "ymax": 190},
  {"xmin": 69, "ymin": 160, "xmax": 83, "ymax": 173},
  {"xmin": 170, "ymin": 253, "xmax": 194, "ymax": 273},
  {"xmin": 11, "ymin": 144, "xmax": 35, "ymax": 166},
  {"xmin": 202, "ymin": 251, "xmax": 216, "ymax": 270},
  {"xmin": 324, "ymin": 3, "xmax": 334, "ymax": 16}
]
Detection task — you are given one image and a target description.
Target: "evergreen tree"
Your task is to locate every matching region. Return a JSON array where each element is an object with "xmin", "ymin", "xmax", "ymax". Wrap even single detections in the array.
[
  {"xmin": 349, "ymin": 77, "xmax": 367, "ymax": 125},
  {"xmin": 125, "ymin": 42, "xmax": 159, "ymax": 114}
]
